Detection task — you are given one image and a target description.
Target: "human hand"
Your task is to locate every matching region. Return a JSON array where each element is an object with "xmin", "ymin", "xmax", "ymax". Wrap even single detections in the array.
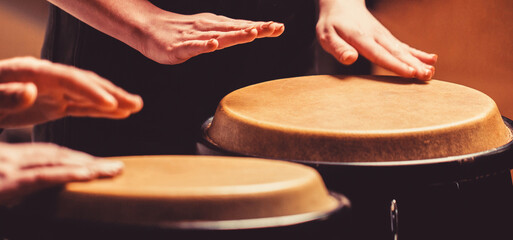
[
  {"xmin": 316, "ymin": 0, "xmax": 437, "ymax": 80},
  {"xmin": 0, "ymin": 57, "xmax": 143, "ymax": 128},
  {"xmin": 136, "ymin": 12, "xmax": 285, "ymax": 64},
  {"xmin": 47, "ymin": 0, "xmax": 284, "ymax": 65},
  {"xmin": 0, "ymin": 142, "xmax": 123, "ymax": 206}
]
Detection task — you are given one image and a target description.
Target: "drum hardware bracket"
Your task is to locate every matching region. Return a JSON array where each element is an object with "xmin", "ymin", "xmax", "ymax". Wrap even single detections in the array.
[{"xmin": 390, "ymin": 199, "xmax": 399, "ymax": 240}]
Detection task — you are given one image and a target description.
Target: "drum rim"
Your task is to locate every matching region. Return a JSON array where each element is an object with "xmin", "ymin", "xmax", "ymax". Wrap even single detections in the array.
[
  {"xmin": 51, "ymin": 192, "xmax": 349, "ymax": 231},
  {"xmin": 199, "ymin": 116, "xmax": 513, "ymax": 168},
  {"xmin": 158, "ymin": 192, "xmax": 348, "ymax": 230}
]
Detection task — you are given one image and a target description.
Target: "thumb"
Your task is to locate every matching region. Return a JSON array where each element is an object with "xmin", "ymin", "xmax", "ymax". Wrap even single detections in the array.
[{"xmin": 0, "ymin": 82, "xmax": 37, "ymax": 112}]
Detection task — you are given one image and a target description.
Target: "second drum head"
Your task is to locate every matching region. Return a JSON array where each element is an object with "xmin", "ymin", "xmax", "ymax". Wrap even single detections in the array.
[
  {"xmin": 54, "ymin": 155, "xmax": 344, "ymax": 228},
  {"xmin": 206, "ymin": 75, "xmax": 512, "ymax": 162}
]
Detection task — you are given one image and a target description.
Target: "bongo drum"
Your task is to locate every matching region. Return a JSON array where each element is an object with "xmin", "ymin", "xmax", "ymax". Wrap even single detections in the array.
[
  {"xmin": 198, "ymin": 75, "xmax": 513, "ymax": 240},
  {"xmin": 3, "ymin": 155, "xmax": 349, "ymax": 240}
]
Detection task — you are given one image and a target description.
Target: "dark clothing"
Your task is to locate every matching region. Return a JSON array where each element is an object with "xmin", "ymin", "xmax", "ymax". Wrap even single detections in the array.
[{"xmin": 35, "ymin": 1, "xmax": 319, "ymax": 156}]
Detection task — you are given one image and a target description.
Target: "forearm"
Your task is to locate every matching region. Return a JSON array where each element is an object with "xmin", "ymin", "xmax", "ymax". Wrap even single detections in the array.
[
  {"xmin": 48, "ymin": 0, "xmax": 166, "ymax": 50},
  {"xmin": 318, "ymin": 0, "xmax": 366, "ymax": 13}
]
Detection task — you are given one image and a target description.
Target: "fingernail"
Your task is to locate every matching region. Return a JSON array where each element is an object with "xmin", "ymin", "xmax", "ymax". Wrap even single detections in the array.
[
  {"xmin": 340, "ymin": 51, "xmax": 356, "ymax": 64},
  {"xmin": 431, "ymin": 54, "xmax": 438, "ymax": 62},
  {"xmin": 424, "ymin": 68, "xmax": 433, "ymax": 80},
  {"xmin": 259, "ymin": 21, "xmax": 274, "ymax": 31}
]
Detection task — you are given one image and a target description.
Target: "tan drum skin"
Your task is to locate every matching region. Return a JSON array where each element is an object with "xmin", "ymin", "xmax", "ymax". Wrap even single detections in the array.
[
  {"xmin": 55, "ymin": 155, "xmax": 341, "ymax": 227},
  {"xmin": 207, "ymin": 75, "xmax": 512, "ymax": 162}
]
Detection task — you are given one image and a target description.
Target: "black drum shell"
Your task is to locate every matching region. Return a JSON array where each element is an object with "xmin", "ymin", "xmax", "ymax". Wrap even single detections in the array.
[{"xmin": 197, "ymin": 117, "xmax": 513, "ymax": 240}]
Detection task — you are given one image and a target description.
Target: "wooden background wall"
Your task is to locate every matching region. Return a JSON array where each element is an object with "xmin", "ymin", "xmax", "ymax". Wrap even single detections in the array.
[{"xmin": 372, "ymin": 0, "xmax": 513, "ymax": 118}]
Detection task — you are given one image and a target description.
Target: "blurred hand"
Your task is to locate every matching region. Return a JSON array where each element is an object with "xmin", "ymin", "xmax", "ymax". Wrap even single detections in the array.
[
  {"xmin": 316, "ymin": 0, "xmax": 437, "ymax": 80},
  {"xmin": 0, "ymin": 142, "xmax": 123, "ymax": 206},
  {"xmin": 137, "ymin": 12, "xmax": 285, "ymax": 64},
  {"xmin": 0, "ymin": 57, "xmax": 143, "ymax": 128}
]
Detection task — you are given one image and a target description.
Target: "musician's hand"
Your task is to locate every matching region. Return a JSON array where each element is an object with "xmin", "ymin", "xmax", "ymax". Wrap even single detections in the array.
[
  {"xmin": 0, "ymin": 142, "xmax": 123, "ymax": 206},
  {"xmin": 135, "ymin": 12, "xmax": 284, "ymax": 64},
  {"xmin": 316, "ymin": 0, "xmax": 437, "ymax": 80},
  {"xmin": 0, "ymin": 57, "xmax": 143, "ymax": 128}
]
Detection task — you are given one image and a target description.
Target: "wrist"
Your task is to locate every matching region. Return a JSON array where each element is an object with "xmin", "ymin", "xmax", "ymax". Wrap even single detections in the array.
[
  {"xmin": 119, "ymin": 2, "xmax": 167, "ymax": 52},
  {"xmin": 128, "ymin": 5, "xmax": 187, "ymax": 57}
]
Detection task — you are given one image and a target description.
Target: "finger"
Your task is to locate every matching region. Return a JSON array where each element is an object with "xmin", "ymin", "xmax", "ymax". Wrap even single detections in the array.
[
  {"xmin": 373, "ymin": 29, "xmax": 435, "ymax": 80},
  {"xmin": 270, "ymin": 23, "xmax": 285, "ymax": 37},
  {"xmin": 237, "ymin": 20, "xmax": 286, "ymax": 38},
  {"xmin": 42, "ymin": 64, "xmax": 119, "ymax": 111},
  {"xmin": 18, "ymin": 161, "xmax": 122, "ymax": 189},
  {"xmin": 169, "ymin": 39, "xmax": 218, "ymax": 64},
  {"xmin": 82, "ymin": 72, "xmax": 144, "ymax": 113},
  {"xmin": 216, "ymin": 28, "xmax": 258, "ymax": 50},
  {"xmin": 24, "ymin": 155, "xmax": 124, "ymax": 178},
  {"xmin": 194, "ymin": 18, "xmax": 259, "ymax": 32},
  {"xmin": 0, "ymin": 165, "xmax": 97, "ymax": 206},
  {"xmin": 197, "ymin": 14, "xmax": 274, "ymax": 30},
  {"xmin": 1, "ymin": 58, "xmax": 119, "ymax": 112},
  {"xmin": 409, "ymin": 47, "xmax": 438, "ymax": 65},
  {"xmin": 66, "ymin": 105, "xmax": 133, "ymax": 119},
  {"xmin": 256, "ymin": 22, "xmax": 286, "ymax": 38},
  {"xmin": 318, "ymin": 29, "xmax": 359, "ymax": 65},
  {"xmin": 18, "ymin": 166, "xmax": 98, "ymax": 187},
  {"xmin": 87, "ymin": 159, "xmax": 124, "ymax": 177},
  {"xmin": 375, "ymin": 36, "xmax": 433, "ymax": 80},
  {"xmin": 0, "ymin": 82, "xmax": 37, "ymax": 111},
  {"xmin": 356, "ymin": 37, "xmax": 417, "ymax": 78},
  {"xmin": 15, "ymin": 143, "xmax": 97, "ymax": 168},
  {"xmin": 111, "ymin": 93, "xmax": 143, "ymax": 113},
  {"xmin": 116, "ymin": 94, "xmax": 143, "ymax": 113},
  {"xmin": 256, "ymin": 22, "xmax": 276, "ymax": 38},
  {"xmin": 185, "ymin": 27, "xmax": 255, "ymax": 41}
]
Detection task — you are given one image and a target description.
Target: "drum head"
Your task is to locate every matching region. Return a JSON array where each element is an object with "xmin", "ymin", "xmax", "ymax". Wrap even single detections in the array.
[
  {"xmin": 53, "ymin": 155, "xmax": 347, "ymax": 229},
  {"xmin": 206, "ymin": 75, "xmax": 512, "ymax": 163}
]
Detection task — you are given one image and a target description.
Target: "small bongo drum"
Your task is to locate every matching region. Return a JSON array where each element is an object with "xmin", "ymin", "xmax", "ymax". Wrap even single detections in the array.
[
  {"xmin": 3, "ymin": 155, "xmax": 349, "ymax": 240},
  {"xmin": 198, "ymin": 75, "xmax": 513, "ymax": 240}
]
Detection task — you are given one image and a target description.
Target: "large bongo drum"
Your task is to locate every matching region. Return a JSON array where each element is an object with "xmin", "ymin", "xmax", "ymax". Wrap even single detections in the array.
[
  {"xmin": 1, "ymin": 155, "xmax": 350, "ymax": 240},
  {"xmin": 198, "ymin": 75, "xmax": 513, "ymax": 240}
]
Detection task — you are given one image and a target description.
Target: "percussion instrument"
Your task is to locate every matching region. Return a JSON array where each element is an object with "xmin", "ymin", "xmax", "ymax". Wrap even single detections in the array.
[
  {"xmin": 2, "ymin": 155, "xmax": 350, "ymax": 240},
  {"xmin": 198, "ymin": 75, "xmax": 513, "ymax": 240}
]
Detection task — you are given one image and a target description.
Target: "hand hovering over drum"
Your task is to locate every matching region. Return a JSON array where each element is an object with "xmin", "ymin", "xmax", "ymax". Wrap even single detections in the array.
[
  {"xmin": 316, "ymin": 0, "xmax": 437, "ymax": 81},
  {"xmin": 0, "ymin": 57, "xmax": 143, "ymax": 128},
  {"xmin": 137, "ymin": 13, "xmax": 284, "ymax": 64},
  {"xmin": 47, "ymin": 0, "xmax": 285, "ymax": 64},
  {"xmin": 0, "ymin": 142, "xmax": 123, "ymax": 206}
]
